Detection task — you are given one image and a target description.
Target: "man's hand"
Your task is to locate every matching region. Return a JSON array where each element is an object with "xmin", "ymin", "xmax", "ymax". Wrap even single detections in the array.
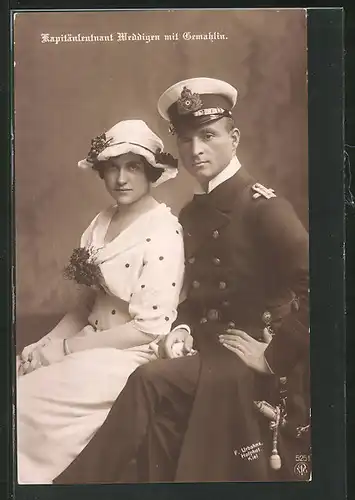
[
  {"xmin": 160, "ymin": 328, "xmax": 194, "ymax": 359},
  {"xmin": 219, "ymin": 328, "xmax": 273, "ymax": 374}
]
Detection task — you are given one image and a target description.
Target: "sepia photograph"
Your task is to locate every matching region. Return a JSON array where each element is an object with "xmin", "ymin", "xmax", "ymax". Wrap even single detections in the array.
[{"xmin": 13, "ymin": 8, "xmax": 310, "ymax": 484}]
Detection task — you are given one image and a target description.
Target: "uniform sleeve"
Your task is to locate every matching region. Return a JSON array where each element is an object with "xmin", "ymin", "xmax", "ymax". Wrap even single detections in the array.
[
  {"xmin": 252, "ymin": 197, "xmax": 309, "ymax": 376},
  {"xmin": 172, "ymin": 297, "xmax": 195, "ymax": 332},
  {"xmin": 169, "ymin": 205, "xmax": 196, "ymax": 332},
  {"xmin": 129, "ymin": 222, "xmax": 185, "ymax": 336}
]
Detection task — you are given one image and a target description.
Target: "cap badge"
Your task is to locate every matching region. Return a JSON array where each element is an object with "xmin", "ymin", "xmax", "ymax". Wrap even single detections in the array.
[
  {"xmin": 86, "ymin": 132, "xmax": 113, "ymax": 163},
  {"xmin": 177, "ymin": 86, "xmax": 203, "ymax": 115}
]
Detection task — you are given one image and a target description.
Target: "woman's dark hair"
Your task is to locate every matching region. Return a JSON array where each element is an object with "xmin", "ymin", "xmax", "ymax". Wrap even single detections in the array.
[
  {"xmin": 93, "ymin": 155, "xmax": 164, "ymax": 183},
  {"xmin": 142, "ymin": 157, "xmax": 164, "ymax": 183}
]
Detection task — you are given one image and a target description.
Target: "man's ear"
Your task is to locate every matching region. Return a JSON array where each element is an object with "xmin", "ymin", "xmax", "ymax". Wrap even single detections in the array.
[{"xmin": 231, "ymin": 128, "xmax": 241, "ymax": 152}]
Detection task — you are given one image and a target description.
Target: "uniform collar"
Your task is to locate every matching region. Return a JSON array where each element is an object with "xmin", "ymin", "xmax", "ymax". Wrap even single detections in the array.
[
  {"xmin": 194, "ymin": 156, "xmax": 242, "ymax": 195},
  {"xmin": 191, "ymin": 163, "xmax": 254, "ymax": 215},
  {"xmin": 183, "ymin": 166, "xmax": 254, "ymax": 259}
]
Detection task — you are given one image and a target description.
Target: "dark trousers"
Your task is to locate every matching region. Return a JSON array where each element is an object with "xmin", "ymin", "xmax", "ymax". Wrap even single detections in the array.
[{"xmin": 54, "ymin": 355, "xmax": 201, "ymax": 484}]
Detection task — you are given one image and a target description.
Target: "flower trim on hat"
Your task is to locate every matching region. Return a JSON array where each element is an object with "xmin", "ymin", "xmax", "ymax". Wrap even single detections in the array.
[
  {"xmin": 177, "ymin": 87, "xmax": 203, "ymax": 115},
  {"xmin": 86, "ymin": 132, "xmax": 113, "ymax": 163},
  {"xmin": 155, "ymin": 151, "xmax": 178, "ymax": 169}
]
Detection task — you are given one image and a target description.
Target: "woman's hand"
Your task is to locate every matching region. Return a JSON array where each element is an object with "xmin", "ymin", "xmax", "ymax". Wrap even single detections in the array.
[
  {"xmin": 160, "ymin": 328, "xmax": 195, "ymax": 359},
  {"xmin": 131, "ymin": 343, "xmax": 158, "ymax": 364},
  {"xmin": 219, "ymin": 328, "xmax": 273, "ymax": 374},
  {"xmin": 20, "ymin": 341, "xmax": 40, "ymax": 361},
  {"xmin": 17, "ymin": 350, "xmax": 44, "ymax": 376},
  {"xmin": 17, "ymin": 336, "xmax": 52, "ymax": 376},
  {"xmin": 20, "ymin": 335, "xmax": 51, "ymax": 362},
  {"xmin": 31, "ymin": 339, "xmax": 66, "ymax": 367},
  {"xmin": 17, "ymin": 325, "xmax": 95, "ymax": 376}
]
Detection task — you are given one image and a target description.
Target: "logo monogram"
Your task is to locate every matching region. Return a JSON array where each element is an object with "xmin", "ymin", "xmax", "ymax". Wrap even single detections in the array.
[{"xmin": 294, "ymin": 462, "xmax": 309, "ymax": 478}]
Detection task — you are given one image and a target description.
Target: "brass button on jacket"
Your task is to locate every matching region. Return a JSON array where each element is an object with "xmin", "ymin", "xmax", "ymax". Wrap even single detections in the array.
[{"xmin": 207, "ymin": 309, "xmax": 220, "ymax": 321}]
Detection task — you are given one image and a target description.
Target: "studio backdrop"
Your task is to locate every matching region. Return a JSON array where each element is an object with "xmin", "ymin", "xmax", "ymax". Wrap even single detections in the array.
[{"xmin": 14, "ymin": 9, "xmax": 308, "ymax": 349}]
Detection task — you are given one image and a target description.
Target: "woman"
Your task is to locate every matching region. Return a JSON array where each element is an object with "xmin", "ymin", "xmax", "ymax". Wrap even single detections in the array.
[{"xmin": 16, "ymin": 119, "xmax": 185, "ymax": 484}]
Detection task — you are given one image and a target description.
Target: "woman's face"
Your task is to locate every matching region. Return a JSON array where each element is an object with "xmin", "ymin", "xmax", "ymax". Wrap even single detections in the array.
[{"xmin": 102, "ymin": 153, "xmax": 151, "ymax": 205}]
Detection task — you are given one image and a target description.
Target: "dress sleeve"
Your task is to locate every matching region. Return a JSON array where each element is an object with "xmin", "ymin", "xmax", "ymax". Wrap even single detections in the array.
[{"xmin": 129, "ymin": 221, "xmax": 185, "ymax": 336}]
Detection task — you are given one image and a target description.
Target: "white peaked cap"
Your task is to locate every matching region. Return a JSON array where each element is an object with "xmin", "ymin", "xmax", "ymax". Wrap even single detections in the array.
[{"xmin": 158, "ymin": 77, "xmax": 238, "ymax": 121}]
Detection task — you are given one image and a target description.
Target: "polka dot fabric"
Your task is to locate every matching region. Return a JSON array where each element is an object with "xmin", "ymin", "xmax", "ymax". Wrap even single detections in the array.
[
  {"xmin": 128, "ymin": 222, "xmax": 184, "ymax": 335},
  {"xmin": 80, "ymin": 203, "xmax": 185, "ymax": 336}
]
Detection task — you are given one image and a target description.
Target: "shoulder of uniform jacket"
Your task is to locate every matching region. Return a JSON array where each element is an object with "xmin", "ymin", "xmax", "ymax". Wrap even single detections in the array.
[{"xmin": 251, "ymin": 182, "xmax": 277, "ymax": 200}]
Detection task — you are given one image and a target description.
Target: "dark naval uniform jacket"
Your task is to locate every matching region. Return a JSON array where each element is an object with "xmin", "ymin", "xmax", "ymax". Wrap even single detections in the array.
[{"xmin": 173, "ymin": 166, "xmax": 310, "ymax": 481}]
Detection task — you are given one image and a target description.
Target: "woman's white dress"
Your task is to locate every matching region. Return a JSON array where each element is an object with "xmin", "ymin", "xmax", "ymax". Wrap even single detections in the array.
[{"xmin": 17, "ymin": 203, "xmax": 185, "ymax": 484}]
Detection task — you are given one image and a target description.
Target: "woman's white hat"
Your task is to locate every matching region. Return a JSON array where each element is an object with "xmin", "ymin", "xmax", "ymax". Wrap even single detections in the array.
[{"xmin": 78, "ymin": 119, "xmax": 178, "ymax": 187}]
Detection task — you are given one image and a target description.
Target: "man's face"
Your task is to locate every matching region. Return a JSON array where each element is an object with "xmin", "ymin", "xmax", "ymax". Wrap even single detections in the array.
[{"xmin": 176, "ymin": 119, "xmax": 240, "ymax": 186}]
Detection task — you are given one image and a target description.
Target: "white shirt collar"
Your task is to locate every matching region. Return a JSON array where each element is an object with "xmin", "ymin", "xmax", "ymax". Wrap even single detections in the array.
[{"xmin": 195, "ymin": 156, "xmax": 242, "ymax": 195}]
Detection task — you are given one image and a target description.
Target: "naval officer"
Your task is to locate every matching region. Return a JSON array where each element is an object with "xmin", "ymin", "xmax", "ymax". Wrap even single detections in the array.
[{"xmin": 55, "ymin": 77, "xmax": 310, "ymax": 483}]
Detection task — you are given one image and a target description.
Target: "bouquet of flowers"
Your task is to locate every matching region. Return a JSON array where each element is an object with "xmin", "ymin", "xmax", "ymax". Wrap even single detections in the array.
[{"xmin": 63, "ymin": 246, "xmax": 103, "ymax": 289}]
